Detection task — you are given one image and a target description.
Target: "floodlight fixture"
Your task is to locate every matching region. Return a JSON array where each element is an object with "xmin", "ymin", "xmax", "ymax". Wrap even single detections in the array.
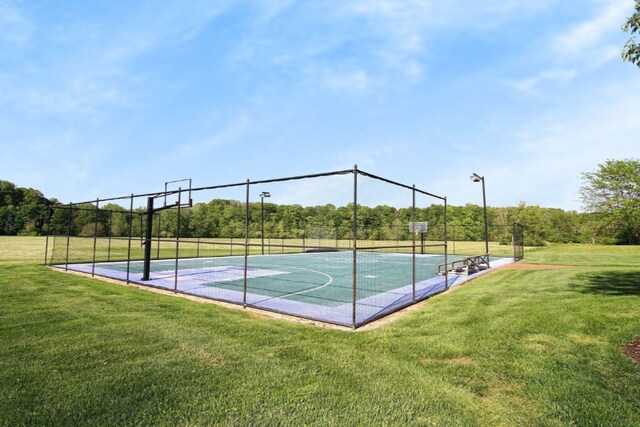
[
  {"xmin": 260, "ymin": 192, "xmax": 271, "ymax": 254},
  {"xmin": 470, "ymin": 173, "xmax": 483, "ymax": 183},
  {"xmin": 470, "ymin": 172, "xmax": 489, "ymax": 260}
]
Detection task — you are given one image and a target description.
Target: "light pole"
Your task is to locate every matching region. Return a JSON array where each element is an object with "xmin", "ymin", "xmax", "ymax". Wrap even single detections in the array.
[
  {"xmin": 470, "ymin": 173, "xmax": 489, "ymax": 257},
  {"xmin": 260, "ymin": 192, "xmax": 271, "ymax": 255}
]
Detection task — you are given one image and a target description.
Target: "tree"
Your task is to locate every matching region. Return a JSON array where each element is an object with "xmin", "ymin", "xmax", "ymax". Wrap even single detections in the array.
[
  {"xmin": 102, "ymin": 203, "xmax": 129, "ymax": 237},
  {"xmin": 622, "ymin": 0, "xmax": 640, "ymax": 68},
  {"xmin": 16, "ymin": 188, "xmax": 50, "ymax": 235},
  {"xmin": 0, "ymin": 180, "xmax": 50, "ymax": 235},
  {"xmin": 579, "ymin": 159, "xmax": 640, "ymax": 244},
  {"xmin": 513, "ymin": 202, "xmax": 549, "ymax": 246}
]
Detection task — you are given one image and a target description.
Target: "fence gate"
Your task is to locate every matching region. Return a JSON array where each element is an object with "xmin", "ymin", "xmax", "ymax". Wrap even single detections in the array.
[{"xmin": 513, "ymin": 223, "xmax": 524, "ymax": 259}]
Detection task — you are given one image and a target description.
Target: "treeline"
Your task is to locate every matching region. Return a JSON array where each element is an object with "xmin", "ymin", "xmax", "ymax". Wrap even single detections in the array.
[
  {"xmin": 0, "ymin": 181, "xmax": 52, "ymax": 235},
  {"xmin": 0, "ymin": 179, "xmax": 607, "ymax": 245}
]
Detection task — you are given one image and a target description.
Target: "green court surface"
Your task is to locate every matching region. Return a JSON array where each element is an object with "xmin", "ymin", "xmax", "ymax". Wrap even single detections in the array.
[{"xmin": 59, "ymin": 251, "xmax": 458, "ymax": 326}]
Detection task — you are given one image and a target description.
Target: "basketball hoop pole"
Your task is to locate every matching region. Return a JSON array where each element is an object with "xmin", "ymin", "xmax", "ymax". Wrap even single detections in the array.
[
  {"xmin": 142, "ymin": 196, "xmax": 154, "ymax": 281},
  {"xmin": 141, "ymin": 183, "xmax": 192, "ymax": 281},
  {"xmin": 140, "ymin": 178, "xmax": 194, "ymax": 281}
]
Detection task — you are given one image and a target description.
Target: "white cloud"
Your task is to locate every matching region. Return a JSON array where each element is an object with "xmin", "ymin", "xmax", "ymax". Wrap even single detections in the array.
[
  {"xmin": 506, "ymin": 0, "xmax": 632, "ymax": 93},
  {"xmin": 19, "ymin": 75, "xmax": 123, "ymax": 115},
  {"xmin": 507, "ymin": 69, "xmax": 577, "ymax": 91},
  {"xmin": 446, "ymin": 77, "xmax": 640, "ymax": 210},
  {"xmin": 335, "ymin": 0, "xmax": 563, "ymax": 83},
  {"xmin": 344, "ymin": 0, "xmax": 431, "ymax": 52},
  {"xmin": 177, "ymin": 115, "xmax": 253, "ymax": 159},
  {"xmin": 344, "ymin": 0, "xmax": 560, "ymax": 33},
  {"xmin": 1, "ymin": 2, "xmax": 230, "ymax": 116},
  {"xmin": 323, "ymin": 69, "xmax": 371, "ymax": 92},
  {"xmin": 102, "ymin": 2, "xmax": 230, "ymax": 62},
  {"xmin": 554, "ymin": 0, "xmax": 632, "ymax": 55},
  {"xmin": 337, "ymin": 1, "xmax": 432, "ymax": 82},
  {"xmin": 0, "ymin": 2, "xmax": 33, "ymax": 45},
  {"xmin": 226, "ymin": 0, "xmax": 567, "ymax": 91},
  {"xmin": 252, "ymin": 0, "xmax": 298, "ymax": 25}
]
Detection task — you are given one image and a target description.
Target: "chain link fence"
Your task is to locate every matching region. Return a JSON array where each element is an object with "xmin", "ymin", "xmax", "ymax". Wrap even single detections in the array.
[{"xmin": 44, "ymin": 167, "xmax": 523, "ymax": 328}]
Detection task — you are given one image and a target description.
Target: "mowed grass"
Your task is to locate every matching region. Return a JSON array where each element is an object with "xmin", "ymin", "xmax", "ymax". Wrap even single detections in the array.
[
  {"xmin": 0, "ymin": 236, "xmax": 48, "ymax": 263},
  {"xmin": 1, "ymin": 238, "xmax": 640, "ymax": 425},
  {"xmin": 524, "ymin": 243, "xmax": 640, "ymax": 267}
]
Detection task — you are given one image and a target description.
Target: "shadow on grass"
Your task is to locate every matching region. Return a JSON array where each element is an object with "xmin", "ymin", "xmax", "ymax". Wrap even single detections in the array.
[{"xmin": 572, "ymin": 271, "xmax": 640, "ymax": 296}]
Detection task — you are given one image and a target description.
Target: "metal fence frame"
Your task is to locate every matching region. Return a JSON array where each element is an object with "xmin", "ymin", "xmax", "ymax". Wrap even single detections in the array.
[{"xmin": 42, "ymin": 166, "xmax": 523, "ymax": 328}]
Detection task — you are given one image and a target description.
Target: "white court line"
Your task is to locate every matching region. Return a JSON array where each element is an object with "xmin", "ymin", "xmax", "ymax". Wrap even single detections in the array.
[
  {"xmin": 91, "ymin": 250, "xmax": 344, "ymax": 267},
  {"xmin": 273, "ymin": 266, "xmax": 334, "ymax": 298},
  {"xmin": 95, "ymin": 251, "xmax": 441, "ymax": 269}
]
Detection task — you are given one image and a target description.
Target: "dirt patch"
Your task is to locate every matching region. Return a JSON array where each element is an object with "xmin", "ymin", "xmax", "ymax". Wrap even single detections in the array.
[
  {"xmin": 498, "ymin": 263, "xmax": 571, "ymax": 270},
  {"xmin": 446, "ymin": 357, "xmax": 473, "ymax": 366},
  {"xmin": 624, "ymin": 338, "xmax": 640, "ymax": 366}
]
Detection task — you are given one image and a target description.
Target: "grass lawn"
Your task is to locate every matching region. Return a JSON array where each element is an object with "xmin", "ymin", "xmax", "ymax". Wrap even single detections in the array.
[
  {"xmin": 0, "ymin": 236, "xmax": 48, "ymax": 264},
  {"xmin": 523, "ymin": 243, "xmax": 640, "ymax": 267},
  {"xmin": 1, "ymin": 238, "xmax": 639, "ymax": 425}
]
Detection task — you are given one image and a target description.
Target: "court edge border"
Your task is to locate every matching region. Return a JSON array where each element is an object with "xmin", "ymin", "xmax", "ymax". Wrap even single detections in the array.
[{"xmin": 45, "ymin": 259, "xmax": 517, "ymax": 331}]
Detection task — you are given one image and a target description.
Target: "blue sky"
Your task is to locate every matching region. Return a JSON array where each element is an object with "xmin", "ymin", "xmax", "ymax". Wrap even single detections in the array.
[{"xmin": 1, "ymin": 0, "xmax": 639, "ymax": 210}]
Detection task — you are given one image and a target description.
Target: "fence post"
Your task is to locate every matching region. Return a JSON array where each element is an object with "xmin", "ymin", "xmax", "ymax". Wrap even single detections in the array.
[
  {"xmin": 156, "ymin": 213, "xmax": 161, "ymax": 260},
  {"xmin": 513, "ymin": 223, "xmax": 516, "ymax": 260},
  {"xmin": 243, "ymin": 179, "xmax": 250, "ymax": 308},
  {"xmin": 174, "ymin": 189, "xmax": 182, "ymax": 292},
  {"xmin": 444, "ymin": 197, "xmax": 449, "ymax": 290},
  {"xmin": 126, "ymin": 194, "xmax": 134, "ymax": 284},
  {"xmin": 521, "ymin": 223, "xmax": 525, "ymax": 259},
  {"xmin": 107, "ymin": 210, "xmax": 112, "ymax": 262},
  {"xmin": 43, "ymin": 205, "xmax": 51, "ymax": 265},
  {"xmin": 352, "ymin": 165, "xmax": 358, "ymax": 329},
  {"xmin": 65, "ymin": 203, "xmax": 72, "ymax": 271},
  {"xmin": 91, "ymin": 198, "xmax": 99, "ymax": 277},
  {"xmin": 412, "ymin": 185, "xmax": 416, "ymax": 302}
]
